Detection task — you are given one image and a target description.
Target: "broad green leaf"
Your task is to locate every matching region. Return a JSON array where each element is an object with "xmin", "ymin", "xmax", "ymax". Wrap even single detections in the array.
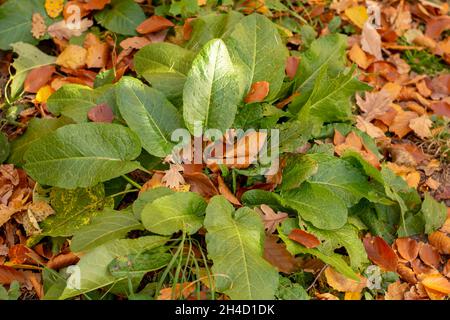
[
  {"xmin": 60, "ymin": 236, "xmax": 168, "ymax": 299},
  {"xmin": 204, "ymin": 196, "xmax": 278, "ymax": 300},
  {"xmin": 297, "ymin": 67, "xmax": 371, "ymax": 126},
  {"xmin": 108, "ymin": 249, "xmax": 171, "ymax": 278},
  {"xmin": 24, "ymin": 123, "xmax": 142, "ymax": 189},
  {"xmin": 281, "ymin": 154, "xmax": 318, "ymax": 192},
  {"xmin": 134, "ymin": 43, "xmax": 196, "ymax": 104},
  {"xmin": 225, "ymin": 13, "xmax": 288, "ymax": 101},
  {"xmin": 186, "ymin": 12, "xmax": 244, "ymax": 51},
  {"xmin": 306, "ymin": 153, "xmax": 383, "ymax": 207},
  {"xmin": 116, "ymin": 77, "xmax": 183, "ymax": 157},
  {"xmin": 275, "ymin": 276, "xmax": 309, "ymax": 300},
  {"xmin": 421, "ymin": 193, "xmax": 446, "ymax": 234},
  {"xmin": 38, "ymin": 184, "xmax": 112, "ymax": 237},
  {"xmin": 282, "ymin": 182, "xmax": 347, "ymax": 230},
  {"xmin": 307, "ymin": 223, "xmax": 369, "ymax": 270},
  {"xmin": 0, "ymin": 0, "xmax": 49, "ymax": 50},
  {"xmin": 279, "ymin": 232, "xmax": 359, "ymax": 280},
  {"xmin": 0, "ymin": 133, "xmax": 10, "ymax": 163},
  {"xmin": 132, "ymin": 187, "xmax": 174, "ymax": 219},
  {"xmin": 9, "ymin": 42, "xmax": 56, "ymax": 98},
  {"xmin": 94, "ymin": 0, "xmax": 145, "ymax": 35},
  {"xmin": 141, "ymin": 192, "xmax": 207, "ymax": 235},
  {"xmin": 241, "ymin": 189, "xmax": 286, "ymax": 212},
  {"xmin": 291, "ymin": 33, "xmax": 347, "ymax": 112},
  {"xmin": 183, "ymin": 39, "xmax": 240, "ymax": 133},
  {"xmin": 8, "ymin": 117, "xmax": 72, "ymax": 166},
  {"xmin": 71, "ymin": 208, "xmax": 143, "ymax": 252},
  {"xmin": 341, "ymin": 150, "xmax": 384, "ymax": 184}
]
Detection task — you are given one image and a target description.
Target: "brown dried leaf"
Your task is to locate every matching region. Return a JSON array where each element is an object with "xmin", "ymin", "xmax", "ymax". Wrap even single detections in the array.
[
  {"xmin": 24, "ymin": 65, "xmax": 55, "ymax": 93},
  {"xmin": 0, "ymin": 265, "xmax": 28, "ymax": 285},
  {"xmin": 48, "ymin": 18, "xmax": 93, "ymax": 40},
  {"xmin": 356, "ymin": 90, "xmax": 393, "ymax": 121},
  {"xmin": 408, "ymin": 115, "xmax": 432, "ymax": 139},
  {"xmin": 425, "ymin": 15, "xmax": 450, "ymax": 40},
  {"xmin": 288, "ymin": 229, "xmax": 321, "ymax": 248},
  {"xmin": 356, "ymin": 116, "xmax": 385, "ymax": 138},
  {"xmin": 136, "ymin": 15, "xmax": 174, "ymax": 34},
  {"xmin": 348, "ymin": 43, "xmax": 372, "ymax": 69},
  {"xmin": 285, "ymin": 56, "xmax": 300, "ymax": 79},
  {"xmin": 119, "ymin": 36, "xmax": 151, "ymax": 50},
  {"xmin": 217, "ymin": 175, "xmax": 241, "ymax": 206},
  {"xmin": 430, "ymin": 101, "xmax": 450, "ymax": 118},
  {"xmin": 183, "ymin": 172, "xmax": 218, "ymax": 200},
  {"xmin": 161, "ymin": 164, "xmax": 185, "ymax": 189},
  {"xmin": 8, "ymin": 244, "xmax": 45, "ymax": 265},
  {"xmin": 84, "ymin": 0, "xmax": 110, "ymax": 10},
  {"xmin": 389, "ymin": 111, "xmax": 419, "ymax": 138},
  {"xmin": 256, "ymin": 204, "xmax": 288, "ymax": 234},
  {"xmin": 157, "ymin": 282, "xmax": 195, "ymax": 300},
  {"xmin": 263, "ymin": 234, "xmax": 298, "ymax": 274},
  {"xmin": 418, "ymin": 242, "xmax": 441, "ymax": 268},
  {"xmin": 397, "ymin": 263, "xmax": 418, "ymax": 284},
  {"xmin": 47, "ymin": 252, "xmax": 80, "ymax": 270},
  {"xmin": 363, "ymin": 235, "xmax": 398, "ymax": 272},
  {"xmin": 361, "ymin": 21, "xmax": 382, "ymax": 60}
]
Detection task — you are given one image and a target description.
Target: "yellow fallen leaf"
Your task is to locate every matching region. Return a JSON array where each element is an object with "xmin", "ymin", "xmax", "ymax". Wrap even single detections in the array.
[
  {"xmin": 344, "ymin": 6, "xmax": 368, "ymax": 29},
  {"xmin": 409, "ymin": 115, "xmax": 433, "ymax": 139},
  {"xmin": 348, "ymin": 43, "xmax": 370, "ymax": 69},
  {"xmin": 56, "ymin": 45, "xmax": 87, "ymax": 70},
  {"xmin": 35, "ymin": 85, "xmax": 54, "ymax": 104},
  {"xmin": 344, "ymin": 292, "xmax": 361, "ymax": 300},
  {"xmin": 45, "ymin": 0, "xmax": 64, "ymax": 18}
]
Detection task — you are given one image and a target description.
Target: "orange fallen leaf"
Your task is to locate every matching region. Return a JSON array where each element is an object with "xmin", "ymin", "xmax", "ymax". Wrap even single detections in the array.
[
  {"xmin": 348, "ymin": 43, "xmax": 371, "ymax": 69},
  {"xmin": 285, "ymin": 56, "xmax": 300, "ymax": 79},
  {"xmin": 56, "ymin": 44, "xmax": 87, "ymax": 70},
  {"xmin": 136, "ymin": 15, "xmax": 174, "ymax": 34},
  {"xmin": 421, "ymin": 274, "xmax": 450, "ymax": 295},
  {"xmin": 119, "ymin": 36, "xmax": 151, "ymax": 50},
  {"xmin": 84, "ymin": 0, "xmax": 111, "ymax": 10},
  {"xmin": 385, "ymin": 281, "xmax": 410, "ymax": 300},
  {"xmin": 244, "ymin": 81, "xmax": 270, "ymax": 104},
  {"xmin": 397, "ymin": 263, "xmax": 418, "ymax": 284},
  {"xmin": 385, "ymin": 162, "xmax": 420, "ymax": 189},
  {"xmin": 418, "ymin": 242, "xmax": 441, "ymax": 268},
  {"xmin": 430, "ymin": 101, "xmax": 450, "ymax": 117},
  {"xmin": 389, "ymin": 110, "xmax": 419, "ymax": 138},
  {"xmin": 324, "ymin": 266, "xmax": 366, "ymax": 293},
  {"xmin": 47, "ymin": 252, "xmax": 80, "ymax": 270},
  {"xmin": 157, "ymin": 282, "xmax": 196, "ymax": 300},
  {"xmin": 395, "ymin": 238, "xmax": 419, "ymax": 262},
  {"xmin": 84, "ymin": 33, "xmax": 109, "ymax": 69},
  {"xmin": 363, "ymin": 235, "xmax": 398, "ymax": 272},
  {"xmin": 217, "ymin": 175, "xmax": 241, "ymax": 206},
  {"xmin": 288, "ymin": 229, "xmax": 321, "ymax": 248},
  {"xmin": 409, "ymin": 115, "xmax": 433, "ymax": 139}
]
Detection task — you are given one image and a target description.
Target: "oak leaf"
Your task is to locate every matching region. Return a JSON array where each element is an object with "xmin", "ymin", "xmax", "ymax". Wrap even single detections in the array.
[
  {"xmin": 256, "ymin": 204, "xmax": 288, "ymax": 234},
  {"xmin": 31, "ymin": 13, "xmax": 46, "ymax": 39},
  {"xmin": 408, "ymin": 115, "xmax": 433, "ymax": 139}
]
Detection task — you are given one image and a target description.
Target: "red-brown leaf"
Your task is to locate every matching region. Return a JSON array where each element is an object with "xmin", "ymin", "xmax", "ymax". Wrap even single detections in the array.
[
  {"xmin": 425, "ymin": 16, "xmax": 450, "ymax": 40},
  {"xmin": 136, "ymin": 15, "xmax": 174, "ymax": 34},
  {"xmin": 263, "ymin": 234, "xmax": 298, "ymax": 274},
  {"xmin": 430, "ymin": 101, "xmax": 450, "ymax": 118},
  {"xmin": 285, "ymin": 56, "xmax": 300, "ymax": 80},
  {"xmin": 87, "ymin": 103, "xmax": 115, "ymax": 123},
  {"xmin": 84, "ymin": 0, "xmax": 110, "ymax": 10},
  {"xmin": 24, "ymin": 65, "xmax": 55, "ymax": 93},
  {"xmin": 288, "ymin": 229, "xmax": 321, "ymax": 248},
  {"xmin": 0, "ymin": 265, "xmax": 28, "ymax": 285},
  {"xmin": 8, "ymin": 244, "xmax": 45, "ymax": 265},
  {"xmin": 363, "ymin": 235, "xmax": 398, "ymax": 272},
  {"xmin": 183, "ymin": 172, "xmax": 219, "ymax": 200},
  {"xmin": 244, "ymin": 81, "xmax": 270, "ymax": 104}
]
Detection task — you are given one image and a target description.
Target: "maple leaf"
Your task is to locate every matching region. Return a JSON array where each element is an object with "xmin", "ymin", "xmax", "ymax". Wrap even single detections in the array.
[
  {"xmin": 408, "ymin": 115, "xmax": 432, "ymax": 139},
  {"xmin": 356, "ymin": 89, "xmax": 393, "ymax": 121},
  {"xmin": 161, "ymin": 164, "xmax": 185, "ymax": 189},
  {"xmin": 256, "ymin": 204, "xmax": 288, "ymax": 234}
]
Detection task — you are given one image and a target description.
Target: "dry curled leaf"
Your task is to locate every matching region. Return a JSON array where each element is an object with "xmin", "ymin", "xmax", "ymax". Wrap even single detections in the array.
[
  {"xmin": 389, "ymin": 111, "xmax": 419, "ymax": 138},
  {"xmin": 356, "ymin": 116, "xmax": 385, "ymax": 139},
  {"xmin": 285, "ymin": 56, "xmax": 300, "ymax": 79},
  {"xmin": 119, "ymin": 36, "xmax": 151, "ymax": 50},
  {"xmin": 361, "ymin": 21, "xmax": 382, "ymax": 60},
  {"xmin": 288, "ymin": 229, "xmax": 321, "ymax": 248},
  {"xmin": 428, "ymin": 231, "xmax": 450, "ymax": 255},
  {"xmin": 47, "ymin": 252, "xmax": 80, "ymax": 270},
  {"xmin": 385, "ymin": 281, "xmax": 410, "ymax": 300},
  {"xmin": 421, "ymin": 274, "xmax": 450, "ymax": 295},
  {"xmin": 397, "ymin": 263, "xmax": 418, "ymax": 284},
  {"xmin": 161, "ymin": 164, "xmax": 185, "ymax": 190},
  {"xmin": 409, "ymin": 115, "xmax": 432, "ymax": 139},
  {"xmin": 418, "ymin": 243, "xmax": 441, "ymax": 268},
  {"xmin": 217, "ymin": 175, "xmax": 241, "ymax": 206},
  {"xmin": 324, "ymin": 266, "xmax": 366, "ymax": 293},
  {"xmin": 157, "ymin": 282, "xmax": 195, "ymax": 300},
  {"xmin": 48, "ymin": 18, "xmax": 93, "ymax": 40},
  {"xmin": 244, "ymin": 81, "xmax": 270, "ymax": 104},
  {"xmin": 0, "ymin": 265, "xmax": 28, "ymax": 285},
  {"xmin": 363, "ymin": 235, "xmax": 398, "ymax": 272},
  {"xmin": 395, "ymin": 237, "xmax": 419, "ymax": 262}
]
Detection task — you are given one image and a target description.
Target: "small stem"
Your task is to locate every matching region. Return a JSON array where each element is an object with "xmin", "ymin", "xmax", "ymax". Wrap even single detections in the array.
[
  {"xmin": 121, "ymin": 175, "xmax": 142, "ymax": 189},
  {"xmin": 108, "ymin": 189, "xmax": 139, "ymax": 199}
]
